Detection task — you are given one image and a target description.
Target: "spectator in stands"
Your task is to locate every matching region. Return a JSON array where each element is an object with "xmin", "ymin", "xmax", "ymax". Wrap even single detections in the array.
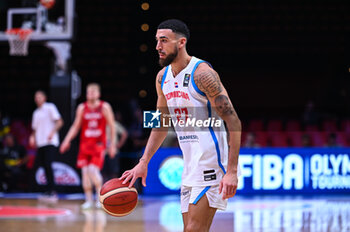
[
  {"xmin": 324, "ymin": 132, "xmax": 341, "ymax": 148},
  {"xmin": 302, "ymin": 100, "xmax": 320, "ymax": 127},
  {"xmin": 103, "ymin": 111, "xmax": 129, "ymax": 180},
  {"xmin": 243, "ymin": 132, "xmax": 260, "ymax": 148},
  {"xmin": 0, "ymin": 134, "xmax": 28, "ymax": 192},
  {"xmin": 301, "ymin": 134, "xmax": 312, "ymax": 147},
  {"xmin": 0, "ymin": 111, "xmax": 11, "ymax": 145}
]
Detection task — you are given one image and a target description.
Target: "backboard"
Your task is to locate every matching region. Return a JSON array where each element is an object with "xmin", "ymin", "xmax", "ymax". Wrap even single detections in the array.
[{"xmin": 0, "ymin": 0, "xmax": 75, "ymax": 41}]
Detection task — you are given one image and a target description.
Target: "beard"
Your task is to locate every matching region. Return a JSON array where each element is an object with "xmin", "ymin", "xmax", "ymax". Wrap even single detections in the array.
[{"xmin": 159, "ymin": 46, "xmax": 178, "ymax": 67}]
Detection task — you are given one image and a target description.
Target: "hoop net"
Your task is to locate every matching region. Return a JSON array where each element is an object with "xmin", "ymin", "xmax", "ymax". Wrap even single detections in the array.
[{"xmin": 6, "ymin": 28, "xmax": 33, "ymax": 56}]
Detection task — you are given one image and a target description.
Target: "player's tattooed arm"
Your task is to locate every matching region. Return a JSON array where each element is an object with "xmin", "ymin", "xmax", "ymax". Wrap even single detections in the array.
[
  {"xmin": 194, "ymin": 69, "xmax": 222, "ymax": 97},
  {"xmin": 215, "ymin": 95, "xmax": 235, "ymax": 116},
  {"xmin": 195, "ymin": 66, "xmax": 241, "ymax": 198},
  {"xmin": 194, "ymin": 65, "xmax": 241, "ymax": 197},
  {"xmin": 157, "ymin": 72, "xmax": 163, "ymax": 85},
  {"xmin": 194, "ymin": 67, "xmax": 236, "ymax": 116}
]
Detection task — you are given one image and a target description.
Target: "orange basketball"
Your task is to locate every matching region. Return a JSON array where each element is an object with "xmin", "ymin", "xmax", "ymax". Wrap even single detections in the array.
[
  {"xmin": 40, "ymin": 0, "xmax": 56, "ymax": 9},
  {"xmin": 99, "ymin": 178, "xmax": 138, "ymax": 217}
]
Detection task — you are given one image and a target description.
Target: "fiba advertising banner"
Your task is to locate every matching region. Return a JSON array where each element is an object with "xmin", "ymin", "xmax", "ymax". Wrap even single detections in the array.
[
  {"xmin": 144, "ymin": 148, "xmax": 350, "ymax": 195},
  {"xmin": 33, "ymin": 140, "xmax": 82, "ymax": 192},
  {"xmin": 35, "ymin": 161, "xmax": 80, "ymax": 186},
  {"xmin": 238, "ymin": 148, "xmax": 350, "ymax": 193}
]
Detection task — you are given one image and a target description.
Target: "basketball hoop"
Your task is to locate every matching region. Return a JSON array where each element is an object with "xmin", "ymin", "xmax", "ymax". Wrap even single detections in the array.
[{"xmin": 6, "ymin": 28, "xmax": 33, "ymax": 56}]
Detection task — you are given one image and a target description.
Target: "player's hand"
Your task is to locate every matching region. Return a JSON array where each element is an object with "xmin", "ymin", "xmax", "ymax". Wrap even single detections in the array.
[
  {"xmin": 47, "ymin": 132, "xmax": 54, "ymax": 141},
  {"xmin": 119, "ymin": 160, "xmax": 148, "ymax": 188},
  {"xmin": 59, "ymin": 141, "xmax": 70, "ymax": 154},
  {"xmin": 116, "ymin": 142, "xmax": 123, "ymax": 150},
  {"xmin": 108, "ymin": 144, "xmax": 117, "ymax": 159},
  {"xmin": 29, "ymin": 135, "xmax": 36, "ymax": 148},
  {"xmin": 219, "ymin": 172, "xmax": 238, "ymax": 200}
]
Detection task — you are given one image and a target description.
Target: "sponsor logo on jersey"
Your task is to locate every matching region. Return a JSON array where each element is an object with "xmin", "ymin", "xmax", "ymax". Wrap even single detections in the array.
[
  {"xmin": 183, "ymin": 74, "xmax": 190, "ymax": 87},
  {"xmin": 179, "ymin": 135, "xmax": 199, "ymax": 141},
  {"xmin": 181, "ymin": 190, "xmax": 190, "ymax": 196},
  {"xmin": 174, "ymin": 82, "xmax": 178, "ymax": 88},
  {"xmin": 165, "ymin": 91, "xmax": 190, "ymax": 101},
  {"xmin": 204, "ymin": 173, "xmax": 217, "ymax": 181},
  {"xmin": 204, "ymin": 169, "xmax": 217, "ymax": 181},
  {"xmin": 84, "ymin": 112, "xmax": 102, "ymax": 120},
  {"xmin": 203, "ymin": 169, "xmax": 215, "ymax": 174},
  {"xmin": 85, "ymin": 129, "xmax": 102, "ymax": 137}
]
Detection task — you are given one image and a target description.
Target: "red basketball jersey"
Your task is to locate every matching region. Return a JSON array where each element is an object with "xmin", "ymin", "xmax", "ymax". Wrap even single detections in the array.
[{"xmin": 80, "ymin": 101, "xmax": 107, "ymax": 150}]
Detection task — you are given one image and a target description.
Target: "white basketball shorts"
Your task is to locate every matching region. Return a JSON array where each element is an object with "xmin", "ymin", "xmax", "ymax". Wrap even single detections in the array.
[{"xmin": 180, "ymin": 185, "xmax": 228, "ymax": 213}]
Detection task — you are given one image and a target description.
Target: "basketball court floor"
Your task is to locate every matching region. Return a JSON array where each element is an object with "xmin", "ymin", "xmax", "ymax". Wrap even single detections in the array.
[{"xmin": 1, "ymin": 193, "xmax": 349, "ymax": 232}]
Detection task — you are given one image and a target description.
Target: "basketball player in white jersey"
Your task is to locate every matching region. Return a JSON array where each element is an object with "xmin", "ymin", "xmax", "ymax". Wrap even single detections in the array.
[{"xmin": 120, "ymin": 19, "xmax": 241, "ymax": 232}]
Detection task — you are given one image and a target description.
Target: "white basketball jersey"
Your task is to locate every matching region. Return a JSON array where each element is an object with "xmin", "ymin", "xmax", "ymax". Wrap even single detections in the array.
[{"xmin": 161, "ymin": 56, "xmax": 229, "ymax": 186}]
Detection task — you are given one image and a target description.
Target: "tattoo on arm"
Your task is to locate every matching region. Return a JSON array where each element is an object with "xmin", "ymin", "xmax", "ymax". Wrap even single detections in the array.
[
  {"xmin": 157, "ymin": 72, "xmax": 163, "ymax": 84},
  {"xmin": 215, "ymin": 95, "xmax": 234, "ymax": 116},
  {"xmin": 194, "ymin": 70, "xmax": 222, "ymax": 97}
]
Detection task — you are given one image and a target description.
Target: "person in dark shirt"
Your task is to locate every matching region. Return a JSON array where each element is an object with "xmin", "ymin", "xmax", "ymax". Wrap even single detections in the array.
[
  {"xmin": 0, "ymin": 134, "xmax": 28, "ymax": 192},
  {"xmin": 324, "ymin": 132, "xmax": 341, "ymax": 148},
  {"xmin": 0, "ymin": 111, "xmax": 11, "ymax": 144}
]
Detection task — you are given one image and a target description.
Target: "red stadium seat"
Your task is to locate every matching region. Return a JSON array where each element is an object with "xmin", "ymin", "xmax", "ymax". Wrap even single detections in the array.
[
  {"xmin": 334, "ymin": 132, "xmax": 348, "ymax": 147},
  {"xmin": 341, "ymin": 119, "xmax": 350, "ymax": 133},
  {"xmin": 248, "ymin": 119, "xmax": 264, "ymax": 132},
  {"xmin": 285, "ymin": 120, "xmax": 301, "ymax": 132},
  {"xmin": 241, "ymin": 121, "xmax": 249, "ymax": 132},
  {"xmin": 305, "ymin": 124, "xmax": 319, "ymax": 131},
  {"xmin": 267, "ymin": 120, "xmax": 283, "ymax": 132},
  {"xmin": 322, "ymin": 120, "xmax": 338, "ymax": 132},
  {"xmin": 287, "ymin": 131, "xmax": 303, "ymax": 147},
  {"xmin": 268, "ymin": 132, "xmax": 288, "ymax": 147},
  {"xmin": 241, "ymin": 131, "xmax": 267, "ymax": 147},
  {"xmin": 241, "ymin": 131, "xmax": 247, "ymax": 145},
  {"xmin": 308, "ymin": 131, "xmax": 326, "ymax": 147},
  {"xmin": 254, "ymin": 132, "xmax": 268, "ymax": 147}
]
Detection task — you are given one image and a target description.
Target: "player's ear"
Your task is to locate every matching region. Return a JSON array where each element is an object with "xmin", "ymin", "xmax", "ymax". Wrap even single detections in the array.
[{"xmin": 178, "ymin": 37, "xmax": 187, "ymax": 48}]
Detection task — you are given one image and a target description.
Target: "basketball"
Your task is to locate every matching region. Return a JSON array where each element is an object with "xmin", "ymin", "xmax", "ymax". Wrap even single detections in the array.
[
  {"xmin": 99, "ymin": 178, "xmax": 138, "ymax": 217},
  {"xmin": 40, "ymin": 0, "xmax": 56, "ymax": 9}
]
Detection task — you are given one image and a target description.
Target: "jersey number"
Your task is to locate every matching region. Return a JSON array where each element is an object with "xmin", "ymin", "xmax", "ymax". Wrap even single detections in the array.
[{"xmin": 174, "ymin": 107, "xmax": 188, "ymax": 122}]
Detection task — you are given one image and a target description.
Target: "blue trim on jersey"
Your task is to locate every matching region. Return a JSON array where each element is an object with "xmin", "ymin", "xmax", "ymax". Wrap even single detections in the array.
[
  {"xmin": 161, "ymin": 66, "xmax": 169, "ymax": 90},
  {"xmin": 207, "ymin": 101, "xmax": 226, "ymax": 174},
  {"xmin": 191, "ymin": 61, "xmax": 206, "ymax": 96},
  {"xmin": 193, "ymin": 186, "xmax": 211, "ymax": 204},
  {"xmin": 205, "ymin": 61, "xmax": 213, "ymax": 68}
]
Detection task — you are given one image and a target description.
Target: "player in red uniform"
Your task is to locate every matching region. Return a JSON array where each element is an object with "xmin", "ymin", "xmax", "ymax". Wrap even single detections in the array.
[{"xmin": 60, "ymin": 83, "xmax": 116, "ymax": 209}]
